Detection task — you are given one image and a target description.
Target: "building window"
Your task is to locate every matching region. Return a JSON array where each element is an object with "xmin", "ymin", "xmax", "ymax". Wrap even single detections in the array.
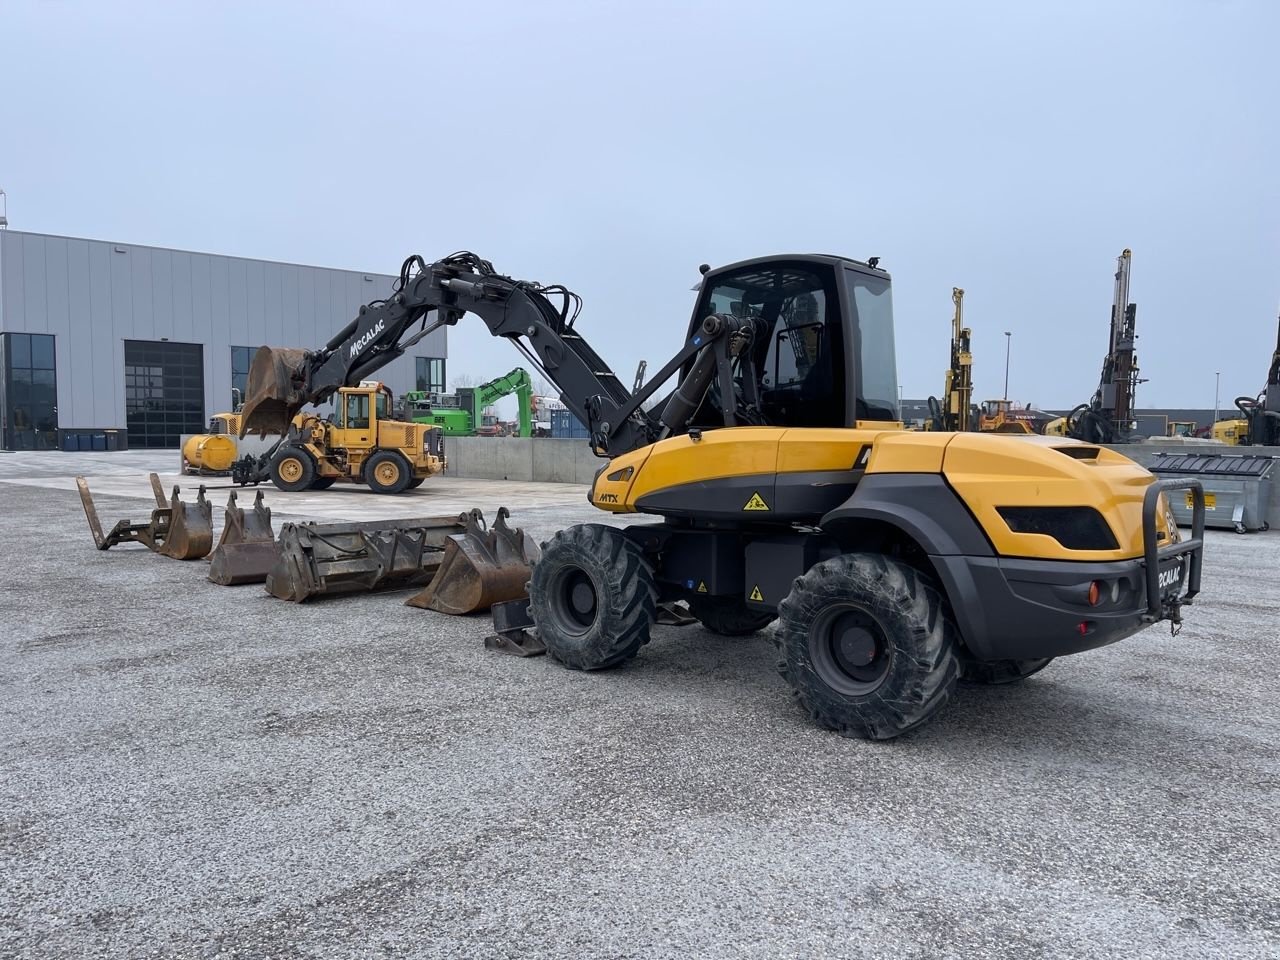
[
  {"xmin": 1, "ymin": 332, "xmax": 58, "ymax": 450},
  {"xmin": 416, "ymin": 357, "xmax": 446, "ymax": 395},
  {"xmin": 124, "ymin": 340, "xmax": 204, "ymax": 449},
  {"xmin": 231, "ymin": 345, "xmax": 259, "ymax": 411}
]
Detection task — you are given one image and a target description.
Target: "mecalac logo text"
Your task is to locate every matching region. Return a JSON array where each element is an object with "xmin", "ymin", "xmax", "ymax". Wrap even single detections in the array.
[
  {"xmin": 349, "ymin": 320, "xmax": 386, "ymax": 360},
  {"xmin": 1157, "ymin": 564, "xmax": 1182, "ymax": 590}
]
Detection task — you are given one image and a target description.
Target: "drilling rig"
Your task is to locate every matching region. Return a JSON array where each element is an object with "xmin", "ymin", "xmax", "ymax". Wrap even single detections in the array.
[
  {"xmin": 926, "ymin": 287, "xmax": 974, "ymax": 432},
  {"xmin": 1064, "ymin": 249, "xmax": 1144, "ymax": 443}
]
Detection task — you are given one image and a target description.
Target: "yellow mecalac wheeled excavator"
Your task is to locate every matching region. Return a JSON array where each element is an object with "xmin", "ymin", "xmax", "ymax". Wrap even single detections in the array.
[{"xmin": 239, "ymin": 251, "xmax": 1206, "ymax": 739}]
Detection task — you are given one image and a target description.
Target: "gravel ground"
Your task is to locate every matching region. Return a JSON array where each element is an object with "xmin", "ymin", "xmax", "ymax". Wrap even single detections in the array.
[{"xmin": 1, "ymin": 455, "xmax": 1278, "ymax": 959}]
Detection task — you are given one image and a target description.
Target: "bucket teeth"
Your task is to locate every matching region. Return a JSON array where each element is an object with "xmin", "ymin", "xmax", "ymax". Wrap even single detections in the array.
[
  {"xmin": 208, "ymin": 489, "xmax": 280, "ymax": 585},
  {"xmin": 406, "ymin": 506, "xmax": 540, "ymax": 615}
]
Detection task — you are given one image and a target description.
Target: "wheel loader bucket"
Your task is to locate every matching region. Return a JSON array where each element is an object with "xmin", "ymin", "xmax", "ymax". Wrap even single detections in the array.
[
  {"xmin": 208, "ymin": 490, "xmax": 279, "ymax": 586},
  {"xmin": 238, "ymin": 346, "xmax": 310, "ymax": 438},
  {"xmin": 405, "ymin": 507, "xmax": 540, "ymax": 615},
  {"xmin": 263, "ymin": 513, "xmax": 471, "ymax": 602},
  {"xmin": 154, "ymin": 484, "xmax": 214, "ymax": 560}
]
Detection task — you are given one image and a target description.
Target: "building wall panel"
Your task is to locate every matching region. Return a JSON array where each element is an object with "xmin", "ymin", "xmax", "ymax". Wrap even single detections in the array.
[{"xmin": 0, "ymin": 230, "xmax": 440, "ymax": 439}]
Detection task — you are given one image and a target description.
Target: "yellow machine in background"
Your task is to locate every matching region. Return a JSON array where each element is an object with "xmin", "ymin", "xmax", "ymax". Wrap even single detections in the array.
[
  {"xmin": 1211, "ymin": 419, "xmax": 1248, "ymax": 445},
  {"xmin": 181, "ymin": 412, "xmax": 244, "ymax": 474},
  {"xmin": 258, "ymin": 381, "xmax": 445, "ymax": 494},
  {"xmin": 977, "ymin": 399, "xmax": 1038, "ymax": 434}
]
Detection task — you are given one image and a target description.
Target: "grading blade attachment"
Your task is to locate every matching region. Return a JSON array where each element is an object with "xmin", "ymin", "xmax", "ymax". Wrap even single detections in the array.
[
  {"xmin": 208, "ymin": 490, "xmax": 279, "ymax": 585},
  {"xmin": 405, "ymin": 507, "xmax": 540, "ymax": 615},
  {"xmin": 263, "ymin": 514, "xmax": 470, "ymax": 602}
]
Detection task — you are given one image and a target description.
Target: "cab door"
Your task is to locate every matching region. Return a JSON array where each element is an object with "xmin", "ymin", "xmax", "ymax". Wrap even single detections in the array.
[{"xmin": 341, "ymin": 393, "xmax": 374, "ymax": 449}]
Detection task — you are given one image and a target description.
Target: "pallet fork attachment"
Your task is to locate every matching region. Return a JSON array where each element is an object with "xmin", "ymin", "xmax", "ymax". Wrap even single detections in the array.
[{"xmin": 76, "ymin": 474, "xmax": 212, "ymax": 560}]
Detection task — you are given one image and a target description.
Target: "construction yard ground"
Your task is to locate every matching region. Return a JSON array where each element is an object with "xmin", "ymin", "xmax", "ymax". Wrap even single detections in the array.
[{"xmin": 1, "ymin": 450, "xmax": 1278, "ymax": 959}]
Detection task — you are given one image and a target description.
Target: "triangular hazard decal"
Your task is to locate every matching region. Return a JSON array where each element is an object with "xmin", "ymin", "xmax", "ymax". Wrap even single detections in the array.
[
  {"xmin": 749, "ymin": 585, "xmax": 764, "ymax": 602},
  {"xmin": 743, "ymin": 492, "xmax": 770, "ymax": 511},
  {"xmin": 696, "ymin": 581, "xmax": 708, "ymax": 593}
]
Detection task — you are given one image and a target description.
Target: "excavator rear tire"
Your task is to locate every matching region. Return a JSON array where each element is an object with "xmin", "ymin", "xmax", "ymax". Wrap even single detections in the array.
[
  {"xmin": 365, "ymin": 450, "xmax": 412, "ymax": 495},
  {"xmin": 270, "ymin": 447, "xmax": 316, "ymax": 493},
  {"xmin": 688, "ymin": 595, "xmax": 776, "ymax": 636},
  {"xmin": 530, "ymin": 524, "xmax": 657, "ymax": 670},
  {"xmin": 775, "ymin": 553, "xmax": 959, "ymax": 740}
]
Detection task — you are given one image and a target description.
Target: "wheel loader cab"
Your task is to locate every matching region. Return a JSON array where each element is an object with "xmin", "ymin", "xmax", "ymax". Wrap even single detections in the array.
[{"xmin": 687, "ymin": 255, "xmax": 901, "ymax": 430}]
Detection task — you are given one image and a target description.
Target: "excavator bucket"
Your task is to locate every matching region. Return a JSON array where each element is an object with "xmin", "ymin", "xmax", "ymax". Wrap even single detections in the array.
[
  {"xmin": 153, "ymin": 484, "xmax": 214, "ymax": 560},
  {"xmin": 238, "ymin": 346, "xmax": 310, "ymax": 437},
  {"xmin": 264, "ymin": 514, "xmax": 471, "ymax": 602},
  {"xmin": 208, "ymin": 490, "xmax": 279, "ymax": 586},
  {"xmin": 405, "ymin": 507, "xmax": 540, "ymax": 615}
]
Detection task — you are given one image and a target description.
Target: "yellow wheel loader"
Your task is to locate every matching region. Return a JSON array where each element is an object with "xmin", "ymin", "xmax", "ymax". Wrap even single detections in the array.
[
  {"xmin": 233, "ymin": 380, "xmax": 445, "ymax": 494},
  {"xmin": 237, "ymin": 251, "xmax": 1206, "ymax": 739}
]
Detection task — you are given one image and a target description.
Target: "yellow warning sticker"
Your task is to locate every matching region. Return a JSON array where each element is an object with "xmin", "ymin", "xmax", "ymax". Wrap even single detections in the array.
[
  {"xmin": 749, "ymin": 585, "xmax": 764, "ymax": 602},
  {"xmin": 743, "ymin": 492, "xmax": 770, "ymax": 511},
  {"xmin": 697, "ymin": 581, "xmax": 708, "ymax": 593}
]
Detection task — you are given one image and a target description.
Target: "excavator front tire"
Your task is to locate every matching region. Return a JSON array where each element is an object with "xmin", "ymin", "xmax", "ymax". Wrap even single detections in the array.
[
  {"xmin": 365, "ymin": 450, "xmax": 412, "ymax": 495},
  {"xmin": 775, "ymin": 553, "xmax": 959, "ymax": 740},
  {"xmin": 530, "ymin": 524, "xmax": 657, "ymax": 670},
  {"xmin": 270, "ymin": 447, "xmax": 316, "ymax": 493}
]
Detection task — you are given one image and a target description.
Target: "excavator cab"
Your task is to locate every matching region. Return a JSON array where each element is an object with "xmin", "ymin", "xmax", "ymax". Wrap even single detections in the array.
[{"xmin": 687, "ymin": 255, "xmax": 901, "ymax": 431}]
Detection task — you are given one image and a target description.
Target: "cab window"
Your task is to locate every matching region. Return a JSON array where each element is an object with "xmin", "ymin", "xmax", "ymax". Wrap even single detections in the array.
[
  {"xmin": 345, "ymin": 394, "xmax": 370, "ymax": 429},
  {"xmin": 693, "ymin": 264, "xmax": 843, "ymax": 428},
  {"xmin": 375, "ymin": 392, "xmax": 390, "ymax": 420}
]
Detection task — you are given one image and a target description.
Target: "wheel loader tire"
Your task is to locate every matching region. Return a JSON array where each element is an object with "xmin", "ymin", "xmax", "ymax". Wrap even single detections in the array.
[
  {"xmin": 406, "ymin": 477, "xmax": 425, "ymax": 489},
  {"xmin": 270, "ymin": 447, "xmax": 316, "ymax": 493},
  {"xmin": 775, "ymin": 553, "xmax": 959, "ymax": 740},
  {"xmin": 962, "ymin": 657, "xmax": 1053, "ymax": 685},
  {"xmin": 310, "ymin": 476, "xmax": 337, "ymax": 490},
  {"xmin": 530, "ymin": 524, "xmax": 657, "ymax": 671},
  {"xmin": 365, "ymin": 450, "xmax": 412, "ymax": 495},
  {"xmin": 688, "ymin": 595, "xmax": 776, "ymax": 636}
]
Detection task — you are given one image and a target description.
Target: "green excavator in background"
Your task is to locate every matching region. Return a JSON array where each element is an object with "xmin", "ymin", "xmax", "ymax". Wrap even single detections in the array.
[{"xmin": 401, "ymin": 367, "xmax": 535, "ymax": 437}]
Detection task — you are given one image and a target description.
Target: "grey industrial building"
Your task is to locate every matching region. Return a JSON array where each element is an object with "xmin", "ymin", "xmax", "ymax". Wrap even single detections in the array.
[{"xmin": 0, "ymin": 229, "xmax": 448, "ymax": 450}]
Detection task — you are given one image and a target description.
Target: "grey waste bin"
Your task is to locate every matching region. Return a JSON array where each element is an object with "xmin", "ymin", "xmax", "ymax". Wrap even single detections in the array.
[{"xmin": 1148, "ymin": 452, "xmax": 1275, "ymax": 533}]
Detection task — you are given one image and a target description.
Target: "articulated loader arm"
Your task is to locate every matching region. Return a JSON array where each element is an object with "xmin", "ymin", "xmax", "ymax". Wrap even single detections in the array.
[{"xmin": 241, "ymin": 252, "xmax": 762, "ymax": 457}]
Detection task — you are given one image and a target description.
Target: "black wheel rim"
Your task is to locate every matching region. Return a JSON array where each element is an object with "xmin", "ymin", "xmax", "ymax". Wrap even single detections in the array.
[
  {"xmin": 549, "ymin": 567, "xmax": 598, "ymax": 636},
  {"xmin": 808, "ymin": 604, "xmax": 892, "ymax": 697}
]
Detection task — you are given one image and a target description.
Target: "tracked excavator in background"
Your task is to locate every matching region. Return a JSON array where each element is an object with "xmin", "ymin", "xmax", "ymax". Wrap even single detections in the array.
[
  {"xmin": 239, "ymin": 250, "xmax": 1205, "ymax": 739},
  {"xmin": 401, "ymin": 367, "xmax": 535, "ymax": 437},
  {"xmin": 926, "ymin": 288, "xmax": 974, "ymax": 432},
  {"xmin": 1050, "ymin": 249, "xmax": 1145, "ymax": 443}
]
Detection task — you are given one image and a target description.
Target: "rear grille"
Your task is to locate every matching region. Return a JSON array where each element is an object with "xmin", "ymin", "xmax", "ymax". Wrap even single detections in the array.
[{"xmin": 997, "ymin": 506, "xmax": 1119, "ymax": 550}]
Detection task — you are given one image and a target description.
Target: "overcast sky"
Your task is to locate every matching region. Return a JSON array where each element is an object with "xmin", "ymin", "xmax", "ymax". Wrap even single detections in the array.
[{"xmin": 2, "ymin": 0, "xmax": 1276, "ymax": 413}]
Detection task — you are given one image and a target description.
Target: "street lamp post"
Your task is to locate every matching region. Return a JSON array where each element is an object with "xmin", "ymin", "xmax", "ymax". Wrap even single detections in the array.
[
  {"xmin": 1214, "ymin": 372, "xmax": 1220, "ymax": 425},
  {"xmin": 1003, "ymin": 332, "xmax": 1012, "ymax": 402}
]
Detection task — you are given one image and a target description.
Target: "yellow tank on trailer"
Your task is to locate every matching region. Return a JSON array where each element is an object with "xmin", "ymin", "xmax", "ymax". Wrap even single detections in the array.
[{"xmin": 182, "ymin": 434, "xmax": 237, "ymax": 473}]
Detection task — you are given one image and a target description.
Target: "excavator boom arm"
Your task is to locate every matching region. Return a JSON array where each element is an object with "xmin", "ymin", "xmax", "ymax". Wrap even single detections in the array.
[{"xmin": 240, "ymin": 252, "xmax": 754, "ymax": 457}]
